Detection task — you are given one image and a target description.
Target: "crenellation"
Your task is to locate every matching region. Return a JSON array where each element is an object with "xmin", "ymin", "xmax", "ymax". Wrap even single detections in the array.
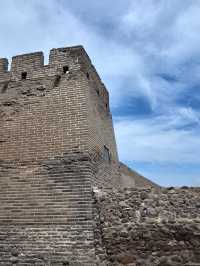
[
  {"xmin": 10, "ymin": 51, "xmax": 44, "ymax": 81},
  {"xmin": 49, "ymin": 46, "xmax": 85, "ymax": 72},
  {"xmin": 0, "ymin": 47, "xmax": 109, "ymax": 100},
  {"xmin": 11, "ymin": 51, "xmax": 44, "ymax": 69}
]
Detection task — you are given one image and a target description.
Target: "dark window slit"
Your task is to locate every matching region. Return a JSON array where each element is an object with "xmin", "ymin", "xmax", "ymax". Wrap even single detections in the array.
[
  {"xmin": 21, "ymin": 72, "xmax": 27, "ymax": 79},
  {"xmin": 63, "ymin": 66, "xmax": 69, "ymax": 74}
]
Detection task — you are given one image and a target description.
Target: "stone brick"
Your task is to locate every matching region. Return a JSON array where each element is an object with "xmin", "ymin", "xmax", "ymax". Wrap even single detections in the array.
[{"xmin": 94, "ymin": 187, "xmax": 200, "ymax": 266}]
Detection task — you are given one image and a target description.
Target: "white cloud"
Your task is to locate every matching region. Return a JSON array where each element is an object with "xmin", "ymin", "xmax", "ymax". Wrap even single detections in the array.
[
  {"xmin": 1, "ymin": 0, "xmax": 200, "ymax": 108},
  {"xmin": 114, "ymin": 112, "xmax": 200, "ymax": 164},
  {"xmin": 117, "ymin": 0, "xmax": 200, "ymax": 109},
  {"xmin": 162, "ymin": 3, "xmax": 200, "ymax": 61},
  {"xmin": 0, "ymin": 0, "xmax": 152, "ymax": 107}
]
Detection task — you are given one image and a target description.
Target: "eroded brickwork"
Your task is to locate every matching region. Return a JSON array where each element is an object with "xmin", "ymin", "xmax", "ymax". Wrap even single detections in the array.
[{"xmin": 94, "ymin": 187, "xmax": 200, "ymax": 266}]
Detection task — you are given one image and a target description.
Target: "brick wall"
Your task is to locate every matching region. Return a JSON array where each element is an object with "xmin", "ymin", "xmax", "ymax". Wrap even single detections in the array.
[
  {"xmin": 0, "ymin": 47, "xmax": 89, "ymax": 162},
  {"xmin": 0, "ymin": 46, "xmax": 121, "ymax": 264},
  {"xmin": 119, "ymin": 162, "xmax": 159, "ymax": 188},
  {"xmin": 87, "ymin": 78, "xmax": 121, "ymax": 188},
  {"xmin": 80, "ymin": 54, "xmax": 121, "ymax": 188},
  {"xmin": 0, "ymin": 155, "xmax": 96, "ymax": 265}
]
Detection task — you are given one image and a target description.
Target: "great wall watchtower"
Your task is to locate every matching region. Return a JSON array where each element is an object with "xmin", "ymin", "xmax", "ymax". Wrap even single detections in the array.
[
  {"xmin": 0, "ymin": 45, "xmax": 121, "ymax": 265},
  {"xmin": 0, "ymin": 46, "xmax": 157, "ymax": 265},
  {"xmin": 0, "ymin": 46, "xmax": 120, "ymax": 185}
]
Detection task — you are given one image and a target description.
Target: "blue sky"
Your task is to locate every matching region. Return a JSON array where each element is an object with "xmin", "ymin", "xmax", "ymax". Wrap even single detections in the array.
[{"xmin": 0, "ymin": 0, "xmax": 200, "ymax": 186}]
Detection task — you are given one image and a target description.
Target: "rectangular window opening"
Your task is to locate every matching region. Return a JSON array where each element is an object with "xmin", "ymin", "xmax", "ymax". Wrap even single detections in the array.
[
  {"xmin": 63, "ymin": 66, "xmax": 69, "ymax": 73},
  {"xmin": 21, "ymin": 72, "xmax": 27, "ymax": 79}
]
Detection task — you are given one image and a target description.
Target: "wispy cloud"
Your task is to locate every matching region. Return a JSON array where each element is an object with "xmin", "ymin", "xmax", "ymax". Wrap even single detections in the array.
[{"xmin": 114, "ymin": 110, "xmax": 200, "ymax": 164}]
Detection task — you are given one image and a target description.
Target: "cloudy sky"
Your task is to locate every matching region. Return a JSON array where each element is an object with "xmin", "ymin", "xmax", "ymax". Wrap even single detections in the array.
[{"xmin": 0, "ymin": 0, "xmax": 200, "ymax": 186}]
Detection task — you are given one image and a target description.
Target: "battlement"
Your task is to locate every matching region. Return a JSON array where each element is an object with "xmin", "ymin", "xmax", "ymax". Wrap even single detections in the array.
[
  {"xmin": 0, "ymin": 46, "xmax": 85, "ymax": 80},
  {"xmin": 11, "ymin": 51, "xmax": 44, "ymax": 71},
  {"xmin": 0, "ymin": 46, "xmax": 93, "ymax": 77},
  {"xmin": 0, "ymin": 45, "xmax": 108, "ymax": 98},
  {"xmin": 0, "ymin": 46, "xmax": 86, "ymax": 72},
  {"xmin": 49, "ymin": 45, "xmax": 90, "ymax": 66}
]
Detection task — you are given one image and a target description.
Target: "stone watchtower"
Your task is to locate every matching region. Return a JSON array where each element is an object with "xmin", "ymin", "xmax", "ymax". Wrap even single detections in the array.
[{"xmin": 0, "ymin": 46, "xmax": 120, "ymax": 264}]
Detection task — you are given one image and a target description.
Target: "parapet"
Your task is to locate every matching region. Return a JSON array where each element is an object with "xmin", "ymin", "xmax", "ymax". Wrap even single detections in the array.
[
  {"xmin": 0, "ymin": 46, "xmax": 109, "ymax": 105},
  {"xmin": 0, "ymin": 46, "xmax": 96, "ymax": 79}
]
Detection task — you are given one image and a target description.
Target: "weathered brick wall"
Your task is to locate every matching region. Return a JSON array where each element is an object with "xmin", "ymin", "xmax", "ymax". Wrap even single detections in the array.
[
  {"xmin": 0, "ymin": 47, "xmax": 98, "ymax": 265},
  {"xmin": 0, "ymin": 154, "xmax": 96, "ymax": 265},
  {"xmin": 0, "ymin": 47, "xmax": 89, "ymax": 161},
  {"xmin": 0, "ymin": 45, "xmax": 122, "ymax": 264},
  {"xmin": 94, "ymin": 187, "xmax": 200, "ymax": 266},
  {"xmin": 119, "ymin": 163, "xmax": 159, "ymax": 188},
  {"xmin": 80, "ymin": 55, "xmax": 120, "ymax": 188}
]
